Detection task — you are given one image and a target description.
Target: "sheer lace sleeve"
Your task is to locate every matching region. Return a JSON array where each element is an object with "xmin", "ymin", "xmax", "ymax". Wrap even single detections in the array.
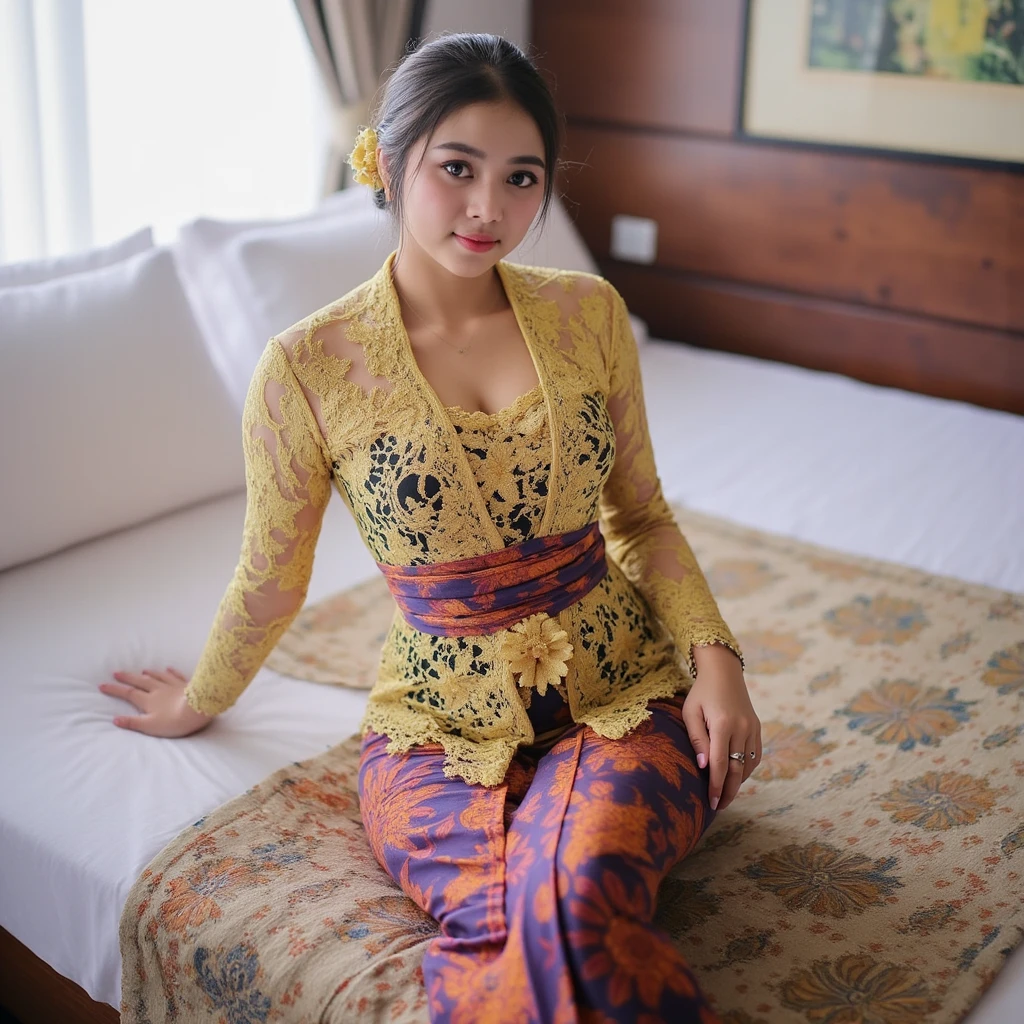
[
  {"xmin": 597, "ymin": 284, "xmax": 743, "ymax": 679},
  {"xmin": 184, "ymin": 338, "xmax": 332, "ymax": 716}
]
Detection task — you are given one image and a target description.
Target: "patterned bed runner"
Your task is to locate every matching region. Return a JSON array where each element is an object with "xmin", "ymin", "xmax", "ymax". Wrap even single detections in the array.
[{"xmin": 120, "ymin": 506, "xmax": 1024, "ymax": 1023}]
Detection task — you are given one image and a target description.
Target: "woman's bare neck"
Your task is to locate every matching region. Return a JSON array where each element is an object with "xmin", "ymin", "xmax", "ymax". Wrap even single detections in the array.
[{"xmin": 391, "ymin": 245, "xmax": 507, "ymax": 329}]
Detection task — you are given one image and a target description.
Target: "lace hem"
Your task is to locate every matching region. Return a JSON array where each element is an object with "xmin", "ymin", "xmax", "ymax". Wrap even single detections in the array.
[
  {"xmin": 184, "ymin": 684, "xmax": 225, "ymax": 717},
  {"xmin": 573, "ymin": 664, "xmax": 691, "ymax": 740},
  {"xmin": 360, "ymin": 666, "xmax": 694, "ymax": 789},
  {"xmin": 359, "ymin": 703, "xmax": 522, "ymax": 788},
  {"xmin": 684, "ymin": 630, "xmax": 746, "ymax": 681}
]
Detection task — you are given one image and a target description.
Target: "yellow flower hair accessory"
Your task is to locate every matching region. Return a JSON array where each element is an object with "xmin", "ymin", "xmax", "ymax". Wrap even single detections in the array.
[
  {"xmin": 348, "ymin": 126, "xmax": 383, "ymax": 190},
  {"xmin": 499, "ymin": 612, "xmax": 574, "ymax": 696}
]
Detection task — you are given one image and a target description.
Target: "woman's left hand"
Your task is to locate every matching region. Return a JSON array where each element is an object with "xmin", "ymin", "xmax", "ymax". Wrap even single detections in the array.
[{"xmin": 680, "ymin": 643, "xmax": 761, "ymax": 812}]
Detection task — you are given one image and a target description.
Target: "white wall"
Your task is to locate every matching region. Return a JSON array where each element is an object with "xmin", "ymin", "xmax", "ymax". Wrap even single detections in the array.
[{"xmin": 423, "ymin": 0, "xmax": 529, "ymax": 51}]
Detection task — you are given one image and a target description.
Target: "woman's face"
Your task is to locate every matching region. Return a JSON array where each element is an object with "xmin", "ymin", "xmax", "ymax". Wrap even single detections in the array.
[{"xmin": 391, "ymin": 99, "xmax": 547, "ymax": 278}]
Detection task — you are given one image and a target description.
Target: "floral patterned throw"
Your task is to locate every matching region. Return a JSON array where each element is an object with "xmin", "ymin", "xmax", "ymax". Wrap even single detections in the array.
[{"xmin": 120, "ymin": 506, "xmax": 1024, "ymax": 1023}]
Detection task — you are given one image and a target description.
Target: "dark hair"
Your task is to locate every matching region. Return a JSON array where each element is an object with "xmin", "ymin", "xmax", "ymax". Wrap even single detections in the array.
[{"xmin": 370, "ymin": 33, "xmax": 561, "ymax": 229}]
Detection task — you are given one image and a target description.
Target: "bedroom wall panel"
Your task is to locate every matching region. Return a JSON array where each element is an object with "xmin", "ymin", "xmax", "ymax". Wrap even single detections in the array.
[
  {"xmin": 564, "ymin": 126, "xmax": 1023, "ymax": 335},
  {"xmin": 531, "ymin": 0, "xmax": 744, "ymax": 136},
  {"xmin": 533, "ymin": 0, "xmax": 1024, "ymax": 415},
  {"xmin": 607, "ymin": 263, "xmax": 1024, "ymax": 415}
]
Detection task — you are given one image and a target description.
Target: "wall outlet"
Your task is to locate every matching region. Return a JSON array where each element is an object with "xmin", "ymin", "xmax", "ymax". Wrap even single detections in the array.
[{"xmin": 610, "ymin": 214, "xmax": 658, "ymax": 264}]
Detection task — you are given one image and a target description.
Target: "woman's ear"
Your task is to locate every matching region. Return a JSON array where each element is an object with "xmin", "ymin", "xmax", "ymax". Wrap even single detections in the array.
[{"xmin": 377, "ymin": 148, "xmax": 392, "ymax": 202}]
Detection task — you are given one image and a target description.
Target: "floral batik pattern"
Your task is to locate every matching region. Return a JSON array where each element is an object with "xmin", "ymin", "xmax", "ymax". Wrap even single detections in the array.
[
  {"xmin": 359, "ymin": 688, "xmax": 718, "ymax": 1023},
  {"xmin": 123, "ymin": 506, "xmax": 1024, "ymax": 1024}
]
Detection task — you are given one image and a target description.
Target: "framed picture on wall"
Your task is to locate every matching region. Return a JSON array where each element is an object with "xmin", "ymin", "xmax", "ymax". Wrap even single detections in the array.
[{"xmin": 742, "ymin": 0, "xmax": 1024, "ymax": 166}]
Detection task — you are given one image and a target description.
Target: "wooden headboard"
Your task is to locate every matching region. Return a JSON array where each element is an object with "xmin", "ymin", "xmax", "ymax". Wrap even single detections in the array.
[{"xmin": 532, "ymin": 0, "xmax": 1024, "ymax": 415}]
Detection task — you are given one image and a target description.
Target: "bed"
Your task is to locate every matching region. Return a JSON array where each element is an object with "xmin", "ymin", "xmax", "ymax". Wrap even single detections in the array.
[
  {"xmin": 1, "ymin": 331, "xmax": 1022, "ymax": 1022},
  {"xmin": 1, "ymin": 0, "xmax": 1022, "ymax": 1005}
]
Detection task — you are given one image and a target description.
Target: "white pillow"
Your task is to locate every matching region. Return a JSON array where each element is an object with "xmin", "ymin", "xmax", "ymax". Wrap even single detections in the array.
[
  {"xmin": 173, "ymin": 191, "xmax": 387, "ymax": 410},
  {"xmin": 0, "ymin": 246, "xmax": 244, "ymax": 571},
  {"xmin": 176, "ymin": 189, "xmax": 644, "ymax": 413},
  {"xmin": 232, "ymin": 208, "xmax": 397, "ymax": 342},
  {"xmin": 0, "ymin": 227, "xmax": 153, "ymax": 289}
]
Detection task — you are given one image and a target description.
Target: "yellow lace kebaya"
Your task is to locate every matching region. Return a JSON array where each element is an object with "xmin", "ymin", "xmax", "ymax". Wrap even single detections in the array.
[{"xmin": 183, "ymin": 253, "xmax": 743, "ymax": 786}]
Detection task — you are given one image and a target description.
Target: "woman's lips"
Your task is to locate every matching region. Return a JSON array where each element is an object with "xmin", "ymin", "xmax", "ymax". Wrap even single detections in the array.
[{"xmin": 454, "ymin": 234, "xmax": 497, "ymax": 253}]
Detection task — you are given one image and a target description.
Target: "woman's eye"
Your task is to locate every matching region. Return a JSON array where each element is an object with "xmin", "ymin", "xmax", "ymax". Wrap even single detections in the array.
[
  {"xmin": 508, "ymin": 170, "xmax": 539, "ymax": 188},
  {"xmin": 443, "ymin": 161, "xmax": 469, "ymax": 177}
]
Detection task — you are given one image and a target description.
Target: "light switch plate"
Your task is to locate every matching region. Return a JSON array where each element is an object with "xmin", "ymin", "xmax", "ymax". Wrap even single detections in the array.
[{"xmin": 610, "ymin": 214, "xmax": 658, "ymax": 264}]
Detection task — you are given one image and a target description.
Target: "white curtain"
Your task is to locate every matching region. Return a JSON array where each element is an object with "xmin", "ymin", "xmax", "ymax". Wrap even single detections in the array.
[
  {"xmin": 293, "ymin": 0, "xmax": 425, "ymax": 195},
  {"xmin": 0, "ymin": 0, "xmax": 92, "ymax": 263}
]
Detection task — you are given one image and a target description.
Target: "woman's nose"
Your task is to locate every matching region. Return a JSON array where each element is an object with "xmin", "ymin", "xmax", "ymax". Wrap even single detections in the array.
[{"xmin": 465, "ymin": 180, "xmax": 503, "ymax": 223}]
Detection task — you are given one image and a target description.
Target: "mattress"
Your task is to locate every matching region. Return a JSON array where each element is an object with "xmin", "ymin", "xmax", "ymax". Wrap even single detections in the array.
[{"xmin": 0, "ymin": 340, "xmax": 1021, "ymax": 1017}]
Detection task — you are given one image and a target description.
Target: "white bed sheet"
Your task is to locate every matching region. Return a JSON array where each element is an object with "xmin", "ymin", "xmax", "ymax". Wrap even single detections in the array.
[
  {"xmin": 641, "ymin": 342, "xmax": 1024, "ymax": 593},
  {"xmin": 0, "ymin": 340, "xmax": 1021, "ymax": 1017}
]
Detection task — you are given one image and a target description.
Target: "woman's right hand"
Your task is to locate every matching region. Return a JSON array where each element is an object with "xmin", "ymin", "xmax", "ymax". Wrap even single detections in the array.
[{"xmin": 98, "ymin": 667, "xmax": 214, "ymax": 738}]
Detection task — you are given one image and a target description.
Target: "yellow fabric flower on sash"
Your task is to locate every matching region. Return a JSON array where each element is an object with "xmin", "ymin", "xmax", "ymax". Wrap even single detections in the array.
[
  {"xmin": 500, "ymin": 612, "xmax": 574, "ymax": 696},
  {"xmin": 348, "ymin": 126, "xmax": 383, "ymax": 190}
]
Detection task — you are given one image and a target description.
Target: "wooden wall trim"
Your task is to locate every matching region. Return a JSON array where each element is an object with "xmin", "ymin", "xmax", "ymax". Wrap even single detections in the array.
[
  {"xmin": 606, "ymin": 261, "xmax": 1024, "ymax": 415},
  {"xmin": 564, "ymin": 126, "xmax": 1024, "ymax": 335},
  {"xmin": 533, "ymin": 0, "xmax": 745, "ymax": 136},
  {"xmin": 0, "ymin": 926, "xmax": 119, "ymax": 1024}
]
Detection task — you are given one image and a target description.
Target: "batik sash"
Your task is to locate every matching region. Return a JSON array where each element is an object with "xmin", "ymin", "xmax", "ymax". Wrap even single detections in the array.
[{"xmin": 375, "ymin": 521, "xmax": 607, "ymax": 636}]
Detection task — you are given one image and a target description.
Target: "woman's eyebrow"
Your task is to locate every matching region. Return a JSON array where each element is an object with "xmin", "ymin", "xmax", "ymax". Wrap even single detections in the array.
[{"xmin": 432, "ymin": 141, "xmax": 545, "ymax": 169}]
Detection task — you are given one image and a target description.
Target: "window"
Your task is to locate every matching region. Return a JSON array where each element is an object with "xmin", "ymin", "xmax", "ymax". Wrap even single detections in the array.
[{"xmin": 0, "ymin": 0, "xmax": 328, "ymax": 262}]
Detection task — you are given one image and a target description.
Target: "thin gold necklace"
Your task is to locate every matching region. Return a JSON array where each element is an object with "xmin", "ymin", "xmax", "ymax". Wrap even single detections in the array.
[
  {"xmin": 396, "ymin": 275, "xmax": 507, "ymax": 357},
  {"xmin": 402, "ymin": 294, "xmax": 475, "ymax": 356}
]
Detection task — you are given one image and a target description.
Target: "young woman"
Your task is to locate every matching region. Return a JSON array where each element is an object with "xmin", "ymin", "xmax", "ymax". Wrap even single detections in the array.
[{"xmin": 101, "ymin": 33, "xmax": 761, "ymax": 1024}]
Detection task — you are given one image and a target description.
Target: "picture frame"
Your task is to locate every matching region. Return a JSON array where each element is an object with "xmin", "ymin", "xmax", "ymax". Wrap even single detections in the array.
[{"xmin": 741, "ymin": 0, "xmax": 1024, "ymax": 167}]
